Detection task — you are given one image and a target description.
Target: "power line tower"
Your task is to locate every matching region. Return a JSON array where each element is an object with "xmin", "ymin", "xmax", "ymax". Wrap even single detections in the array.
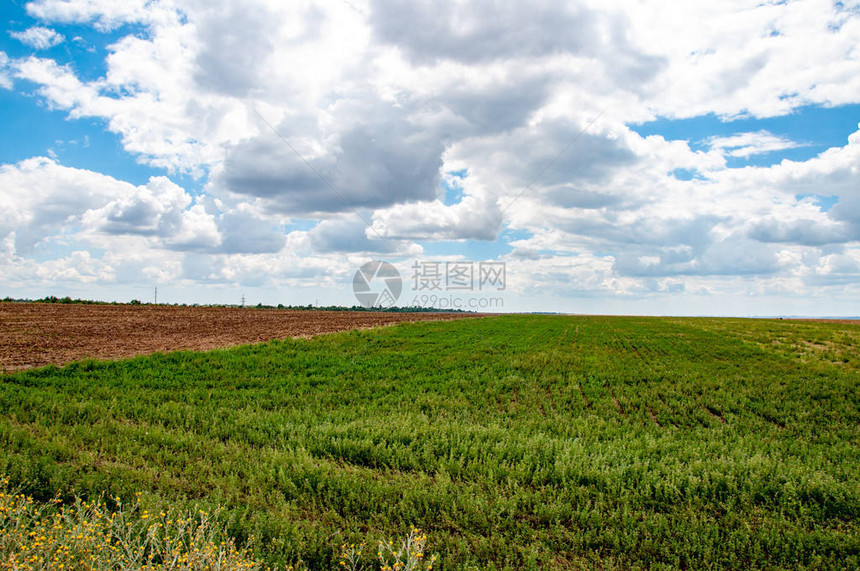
[{"xmin": 241, "ymin": 293, "xmax": 245, "ymax": 308}]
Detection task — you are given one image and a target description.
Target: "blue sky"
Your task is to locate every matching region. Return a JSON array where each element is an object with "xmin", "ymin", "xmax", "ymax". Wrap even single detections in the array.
[
  {"xmin": 1, "ymin": 0, "xmax": 859, "ymax": 315},
  {"xmin": 630, "ymin": 103, "xmax": 860, "ymax": 167}
]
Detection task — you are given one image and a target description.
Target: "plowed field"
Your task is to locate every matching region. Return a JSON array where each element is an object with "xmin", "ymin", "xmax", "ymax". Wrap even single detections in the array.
[{"xmin": 0, "ymin": 303, "xmax": 478, "ymax": 372}]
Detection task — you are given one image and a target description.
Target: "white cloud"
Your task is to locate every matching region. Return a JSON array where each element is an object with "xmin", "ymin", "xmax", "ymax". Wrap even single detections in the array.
[
  {"xmin": 705, "ymin": 131, "xmax": 805, "ymax": 158},
  {"xmin": 0, "ymin": 158, "xmax": 251, "ymax": 258},
  {"xmin": 0, "ymin": 156, "xmax": 378, "ymax": 295},
  {"xmin": 4, "ymin": 0, "xmax": 860, "ymax": 311},
  {"xmin": 81, "ymin": 177, "xmax": 221, "ymax": 251},
  {"xmin": 25, "ymin": 0, "xmax": 152, "ymax": 30},
  {"xmin": 13, "ymin": 28, "xmax": 231, "ymax": 173},
  {"xmin": 14, "ymin": 56, "xmax": 97, "ymax": 112},
  {"xmin": 9, "ymin": 26, "xmax": 65, "ymax": 49},
  {"xmin": 608, "ymin": 0, "xmax": 860, "ymax": 119},
  {"xmin": 0, "ymin": 157, "xmax": 135, "ymax": 253}
]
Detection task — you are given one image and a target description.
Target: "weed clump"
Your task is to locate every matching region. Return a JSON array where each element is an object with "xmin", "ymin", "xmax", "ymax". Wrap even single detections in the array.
[
  {"xmin": 339, "ymin": 526, "xmax": 436, "ymax": 571},
  {"xmin": 0, "ymin": 478, "xmax": 438, "ymax": 571},
  {"xmin": 0, "ymin": 477, "xmax": 266, "ymax": 571}
]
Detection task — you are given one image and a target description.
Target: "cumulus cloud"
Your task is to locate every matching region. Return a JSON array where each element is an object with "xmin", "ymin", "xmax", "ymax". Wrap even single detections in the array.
[
  {"xmin": 371, "ymin": 194, "xmax": 502, "ymax": 242},
  {"xmin": 0, "ymin": 157, "xmax": 291, "ymax": 261},
  {"xmin": 9, "ymin": 26, "xmax": 64, "ymax": 49},
  {"xmin": 215, "ymin": 100, "xmax": 445, "ymax": 214},
  {"xmin": 494, "ymin": 119, "xmax": 860, "ymax": 287},
  {"xmin": 81, "ymin": 177, "xmax": 221, "ymax": 251},
  {"xmin": 458, "ymin": 120, "xmax": 638, "ymax": 192},
  {"xmin": 13, "ymin": 34, "xmax": 231, "ymax": 173},
  {"xmin": 3, "ymin": 0, "xmax": 860, "ymax": 309},
  {"xmin": 0, "ymin": 157, "xmax": 134, "ymax": 253}
]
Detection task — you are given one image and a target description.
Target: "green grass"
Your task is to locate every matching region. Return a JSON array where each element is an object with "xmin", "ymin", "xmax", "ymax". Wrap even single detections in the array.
[{"xmin": 1, "ymin": 315, "xmax": 859, "ymax": 570}]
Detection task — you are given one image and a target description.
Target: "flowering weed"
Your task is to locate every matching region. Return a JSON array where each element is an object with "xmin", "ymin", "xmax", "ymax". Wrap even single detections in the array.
[{"xmin": 0, "ymin": 478, "xmax": 265, "ymax": 571}]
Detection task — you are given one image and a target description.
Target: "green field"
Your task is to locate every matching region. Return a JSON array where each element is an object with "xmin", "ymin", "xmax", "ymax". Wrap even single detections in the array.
[{"xmin": 1, "ymin": 315, "xmax": 859, "ymax": 570}]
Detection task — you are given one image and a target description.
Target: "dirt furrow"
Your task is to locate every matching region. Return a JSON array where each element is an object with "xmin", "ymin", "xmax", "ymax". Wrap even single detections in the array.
[{"xmin": 606, "ymin": 383, "xmax": 626, "ymax": 417}]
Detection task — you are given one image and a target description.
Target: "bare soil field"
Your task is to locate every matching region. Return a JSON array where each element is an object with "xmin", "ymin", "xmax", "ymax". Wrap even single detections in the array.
[{"xmin": 0, "ymin": 303, "xmax": 479, "ymax": 372}]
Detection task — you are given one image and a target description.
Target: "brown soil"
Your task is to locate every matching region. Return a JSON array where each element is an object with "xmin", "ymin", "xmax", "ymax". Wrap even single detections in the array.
[
  {"xmin": 577, "ymin": 379, "xmax": 591, "ymax": 409},
  {"xmin": 647, "ymin": 405, "xmax": 662, "ymax": 427},
  {"xmin": 605, "ymin": 382, "xmax": 626, "ymax": 417},
  {"xmin": 704, "ymin": 405, "xmax": 727, "ymax": 424},
  {"xmin": 0, "ymin": 303, "xmax": 480, "ymax": 373}
]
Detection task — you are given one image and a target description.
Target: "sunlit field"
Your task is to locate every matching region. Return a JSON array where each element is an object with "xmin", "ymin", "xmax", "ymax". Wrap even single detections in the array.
[{"xmin": 2, "ymin": 316, "xmax": 858, "ymax": 570}]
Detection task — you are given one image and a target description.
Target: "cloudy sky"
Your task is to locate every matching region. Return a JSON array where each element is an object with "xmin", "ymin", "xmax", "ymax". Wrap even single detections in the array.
[{"xmin": 1, "ymin": 0, "xmax": 859, "ymax": 315}]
